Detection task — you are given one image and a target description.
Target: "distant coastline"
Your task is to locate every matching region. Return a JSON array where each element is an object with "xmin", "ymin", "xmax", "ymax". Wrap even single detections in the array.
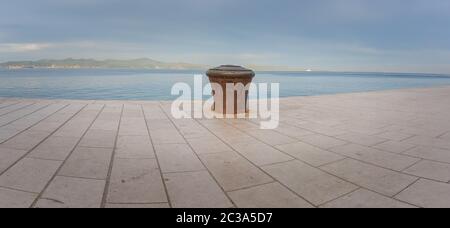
[
  {"xmin": 0, "ymin": 58, "xmax": 310, "ymax": 72},
  {"xmin": 3, "ymin": 58, "xmax": 448, "ymax": 76},
  {"xmin": 0, "ymin": 58, "xmax": 208, "ymax": 70}
]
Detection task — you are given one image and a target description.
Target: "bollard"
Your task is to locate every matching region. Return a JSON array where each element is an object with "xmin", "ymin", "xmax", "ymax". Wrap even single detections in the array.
[{"xmin": 206, "ymin": 65, "xmax": 255, "ymax": 115}]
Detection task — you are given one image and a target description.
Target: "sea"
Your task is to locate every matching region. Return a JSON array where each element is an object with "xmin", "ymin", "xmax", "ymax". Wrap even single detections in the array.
[{"xmin": 1, "ymin": 68, "xmax": 450, "ymax": 100}]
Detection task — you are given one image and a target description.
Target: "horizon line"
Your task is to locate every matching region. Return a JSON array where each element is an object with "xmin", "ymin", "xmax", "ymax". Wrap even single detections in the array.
[{"xmin": 1, "ymin": 57, "xmax": 449, "ymax": 76}]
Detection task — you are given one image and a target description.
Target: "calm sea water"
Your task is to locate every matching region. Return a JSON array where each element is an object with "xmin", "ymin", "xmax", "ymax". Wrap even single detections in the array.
[{"xmin": 1, "ymin": 68, "xmax": 450, "ymax": 100}]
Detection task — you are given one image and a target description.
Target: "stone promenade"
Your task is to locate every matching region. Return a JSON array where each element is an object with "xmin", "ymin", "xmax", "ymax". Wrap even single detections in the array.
[{"xmin": 1, "ymin": 86, "xmax": 450, "ymax": 208}]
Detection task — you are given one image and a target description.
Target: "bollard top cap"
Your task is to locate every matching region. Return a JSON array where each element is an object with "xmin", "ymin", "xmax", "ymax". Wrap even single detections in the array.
[{"xmin": 206, "ymin": 65, "xmax": 255, "ymax": 78}]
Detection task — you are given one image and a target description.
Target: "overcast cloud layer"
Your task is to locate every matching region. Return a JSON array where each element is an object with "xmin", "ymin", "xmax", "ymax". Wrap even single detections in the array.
[{"xmin": 1, "ymin": 0, "xmax": 450, "ymax": 73}]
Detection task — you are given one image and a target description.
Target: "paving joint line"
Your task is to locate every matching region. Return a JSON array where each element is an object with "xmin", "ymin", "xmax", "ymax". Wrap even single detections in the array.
[
  {"xmin": 142, "ymin": 103, "xmax": 173, "ymax": 208},
  {"xmin": 194, "ymin": 117, "xmax": 318, "ymax": 208},
  {"xmin": 100, "ymin": 104, "xmax": 124, "ymax": 208},
  {"xmin": 0, "ymin": 102, "xmax": 36, "ymax": 118},
  {"xmin": 0, "ymin": 103, "xmax": 72, "ymax": 176},
  {"xmin": 0, "ymin": 185, "xmax": 40, "ymax": 195},
  {"xmin": 161, "ymin": 169, "xmax": 210, "ymax": 175},
  {"xmin": 106, "ymin": 202, "xmax": 168, "ymax": 205},
  {"xmin": 29, "ymin": 104, "xmax": 105, "ymax": 208},
  {"xmin": 314, "ymin": 157, "xmax": 423, "ymax": 204},
  {"xmin": 219, "ymin": 119, "xmax": 297, "ymax": 160},
  {"xmin": 0, "ymin": 102, "xmax": 53, "ymax": 128},
  {"xmin": 392, "ymin": 178, "xmax": 421, "ymax": 199},
  {"xmin": 316, "ymin": 187, "xmax": 362, "ymax": 208},
  {"xmin": 225, "ymin": 181, "xmax": 278, "ymax": 194},
  {"xmin": 400, "ymin": 159, "xmax": 424, "ymax": 172},
  {"xmin": 159, "ymin": 103, "xmax": 239, "ymax": 208},
  {"xmin": 314, "ymin": 158, "xmax": 348, "ymax": 169},
  {"xmin": 264, "ymin": 121, "xmax": 436, "ymax": 176},
  {"xmin": 243, "ymin": 118, "xmax": 376, "ymax": 156},
  {"xmin": 57, "ymin": 174, "xmax": 106, "ymax": 181},
  {"xmin": 0, "ymin": 101, "xmax": 21, "ymax": 112},
  {"xmin": 257, "ymin": 158, "xmax": 297, "ymax": 167}
]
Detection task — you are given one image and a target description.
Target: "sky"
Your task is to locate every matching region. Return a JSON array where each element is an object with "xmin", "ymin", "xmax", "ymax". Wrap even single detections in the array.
[{"xmin": 1, "ymin": 0, "xmax": 450, "ymax": 73}]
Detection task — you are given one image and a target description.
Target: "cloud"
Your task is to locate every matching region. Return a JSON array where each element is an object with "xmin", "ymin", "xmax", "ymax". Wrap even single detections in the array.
[{"xmin": 0, "ymin": 43, "xmax": 51, "ymax": 53}]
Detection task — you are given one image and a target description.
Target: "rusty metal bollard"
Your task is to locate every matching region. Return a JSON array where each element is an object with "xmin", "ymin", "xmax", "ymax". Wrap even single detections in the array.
[{"xmin": 206, "ymin": 65, "xmax": 255, "ymax": 115}]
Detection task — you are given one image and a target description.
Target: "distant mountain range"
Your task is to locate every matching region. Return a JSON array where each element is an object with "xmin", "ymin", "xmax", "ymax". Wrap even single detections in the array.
[
  {"xmin": 0, "ymin": 58, "xmax": 209, "ymax": 70},
  {"xmin": 0, "ymin": 58, "xmax": 308, "ymax": 71}
]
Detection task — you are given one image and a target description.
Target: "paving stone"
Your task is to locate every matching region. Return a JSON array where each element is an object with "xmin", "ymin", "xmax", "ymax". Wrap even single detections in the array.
[
  {"xmin": 274, "ymin": 124, "xmax": 315, "ymax": 139},
  {"xmin": 27, "ymin": 136, "xmax": 80, "ymax": 161},
  {"xmin": 142, "ymin": 105, "xmax": 167, "ymax": 120},
  {"xmin": 149, "ymin": 128, "xmax": 186, "ymax": 144},
  {"xmin": 402, "ymin": 146, "xmax": 450, "ymax": 163},
  {"xmin": 340, "ymin": 124, "xmax": 387, "ymax": 136},
  {"xmin": 299, "ymin": 134, "xmax": 348, "ymax": 150},
  {"xmin": 0, "ymin": 148, "xmax": 28, "ymax": 173},
  {"xmin": 80, "ymin": 104, "xmax": 104, "ymax": 112},
  {"xmin": 376, "ymin": 131, "xmax": 413, "ymax": 141},
  {"xmin": 199, "ymin": 152, "xmax": 273, "ymax": 191},
  {"xmin": 330, "ymin": 143, "xmax": 420, "ymax": 171},
  {"xmin": 403, "ymin": 136, "xmax": 450, "ymax": 150},
  {"xmin": 90, "ymin": 119, "xmax": 121, "ymax": 131},
  {"xmin": 224, "ymin": 119, "xmax": 259, "ymax": 130},
  {"xmin": 228, "ymin": 182, "xmax": 314, "ymax": 208},
  {"xmin": 154, "ymin": 144, "xmax": 205, "ymax": 173},
  {"xmin": 400, "ymin": 127, "xmax": 447, "ymax": 138},
  {"xmin": 321, "ymin": 189, "xmax": 415, "ymax": 208},
  {"xmin": 105, "ymin": 203, "xmax": 170, "ymax": 208},
  {"xmin": 0, "ymin": 187, "xmax": 37, "ymax": 208},
  {"xmin": 276, "ymin": 142, "xmax": 344, "ymax": 166},
  {"xmin": 335, "ymin": 133, "xmax": 387, "ymax": 146},
  {"xmin": 0, "ymin": 103, "xmax": 35, "ymax": 118},
  {"xmin": 231, "ymin": 142, "xmax": 293, "ymax": 166},
  {"xmin": 164, "ymin": 171, "xmax": 233, "ymax": 208},
  {"xmin": 218, "ymin": 134, "xmax": 257, "ymax": 145},
  {"xmin": 31, "ymin": 120, "xmax": 69, "ymax": 133},
  {"xmin": 1, "ymin": 130, "xmax": 50, "ymax": 151},
  {"xmin": 119, "ymin": 118, "xmax": 149, "ymax": 136},
  {"xmin": 439, "ymin": 132, "xmax": 450, "ymax": 140},
  {"xmin": 0, "ymin": 158, "xmax": 61, "ymax": 193},
  {"xmin": 262, "ymin": 160, "xmax": 358, "ymax": 206},
  {"xmin": 0, "ymin": 101, "xmax": 18, "ymax": 109},
  {"xmin": 373, "ymin": 140, "xmax": 417, "ymax": 154},
  {"xmin": 145, "ymin": 119, "xmax": 173, "ymax": 131},
  {"xmin": 294, "ymin": 122, "xmax": 348, "ymax": 137},
  {"xmin": 172, "ymin": 121, "xmax": 211, "ymax": 139},
  {"xmin": 115, "ymin": 135, "xmax": 155, "ymax": 159},
  {"xmin": 122, "ymin": 105, "xmax": 142, "ymax": 117},
  {"xmin": 59, "ymin": 147, "xmax": 113, "ymax": 179},
  {"xmin": 54, "ymin": 124, "xmax": 93, "ymax": 137},
  {"xmin": 5, "ymin": 103, "xmax": 66, "ymax": 130},
  {"xmin": 0, "ymin": 128, "xmax": 21, "ymax": 143},
  {"xmin": 107, "ymin": 158, "xmax": 167, "ymax": 204},
  {"xmin": 0, "ymin": 103, "xmax": 49, "ymax": 126},
  {"xmin": 322, "ymin": 159, "xmax": 418, "ymax": 196},
  {"xmin": 116, "ymin": 135, "xmax": 151, "ymax": 148},
  {"xmin": 403, "ymin": 160, "xmax": 450, "ymax": 182},
  {"xmin": 0, "ymin": 102, "xmax": 33, "ymax": 116},
  {"xmin": 245, "ymin": 130, "xmax": 298, "ymax": 146},
  {"xmin": 78, "ymin": 129, "xmax": 117, "ymax": 148},
  {"xmin": 35, "ymin": 176, "xmax": 105, "ymax": 208},
  {"xmin": 54, "ymin": 116, "xmax": 98, "ymax": 137},
  {"xmin": 186, "ymin": 136, "xmax": 231, "ymax": 155},
  {"xmin": 396, "ymin": 179, "xmax": 450, "ymax": 208}
]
